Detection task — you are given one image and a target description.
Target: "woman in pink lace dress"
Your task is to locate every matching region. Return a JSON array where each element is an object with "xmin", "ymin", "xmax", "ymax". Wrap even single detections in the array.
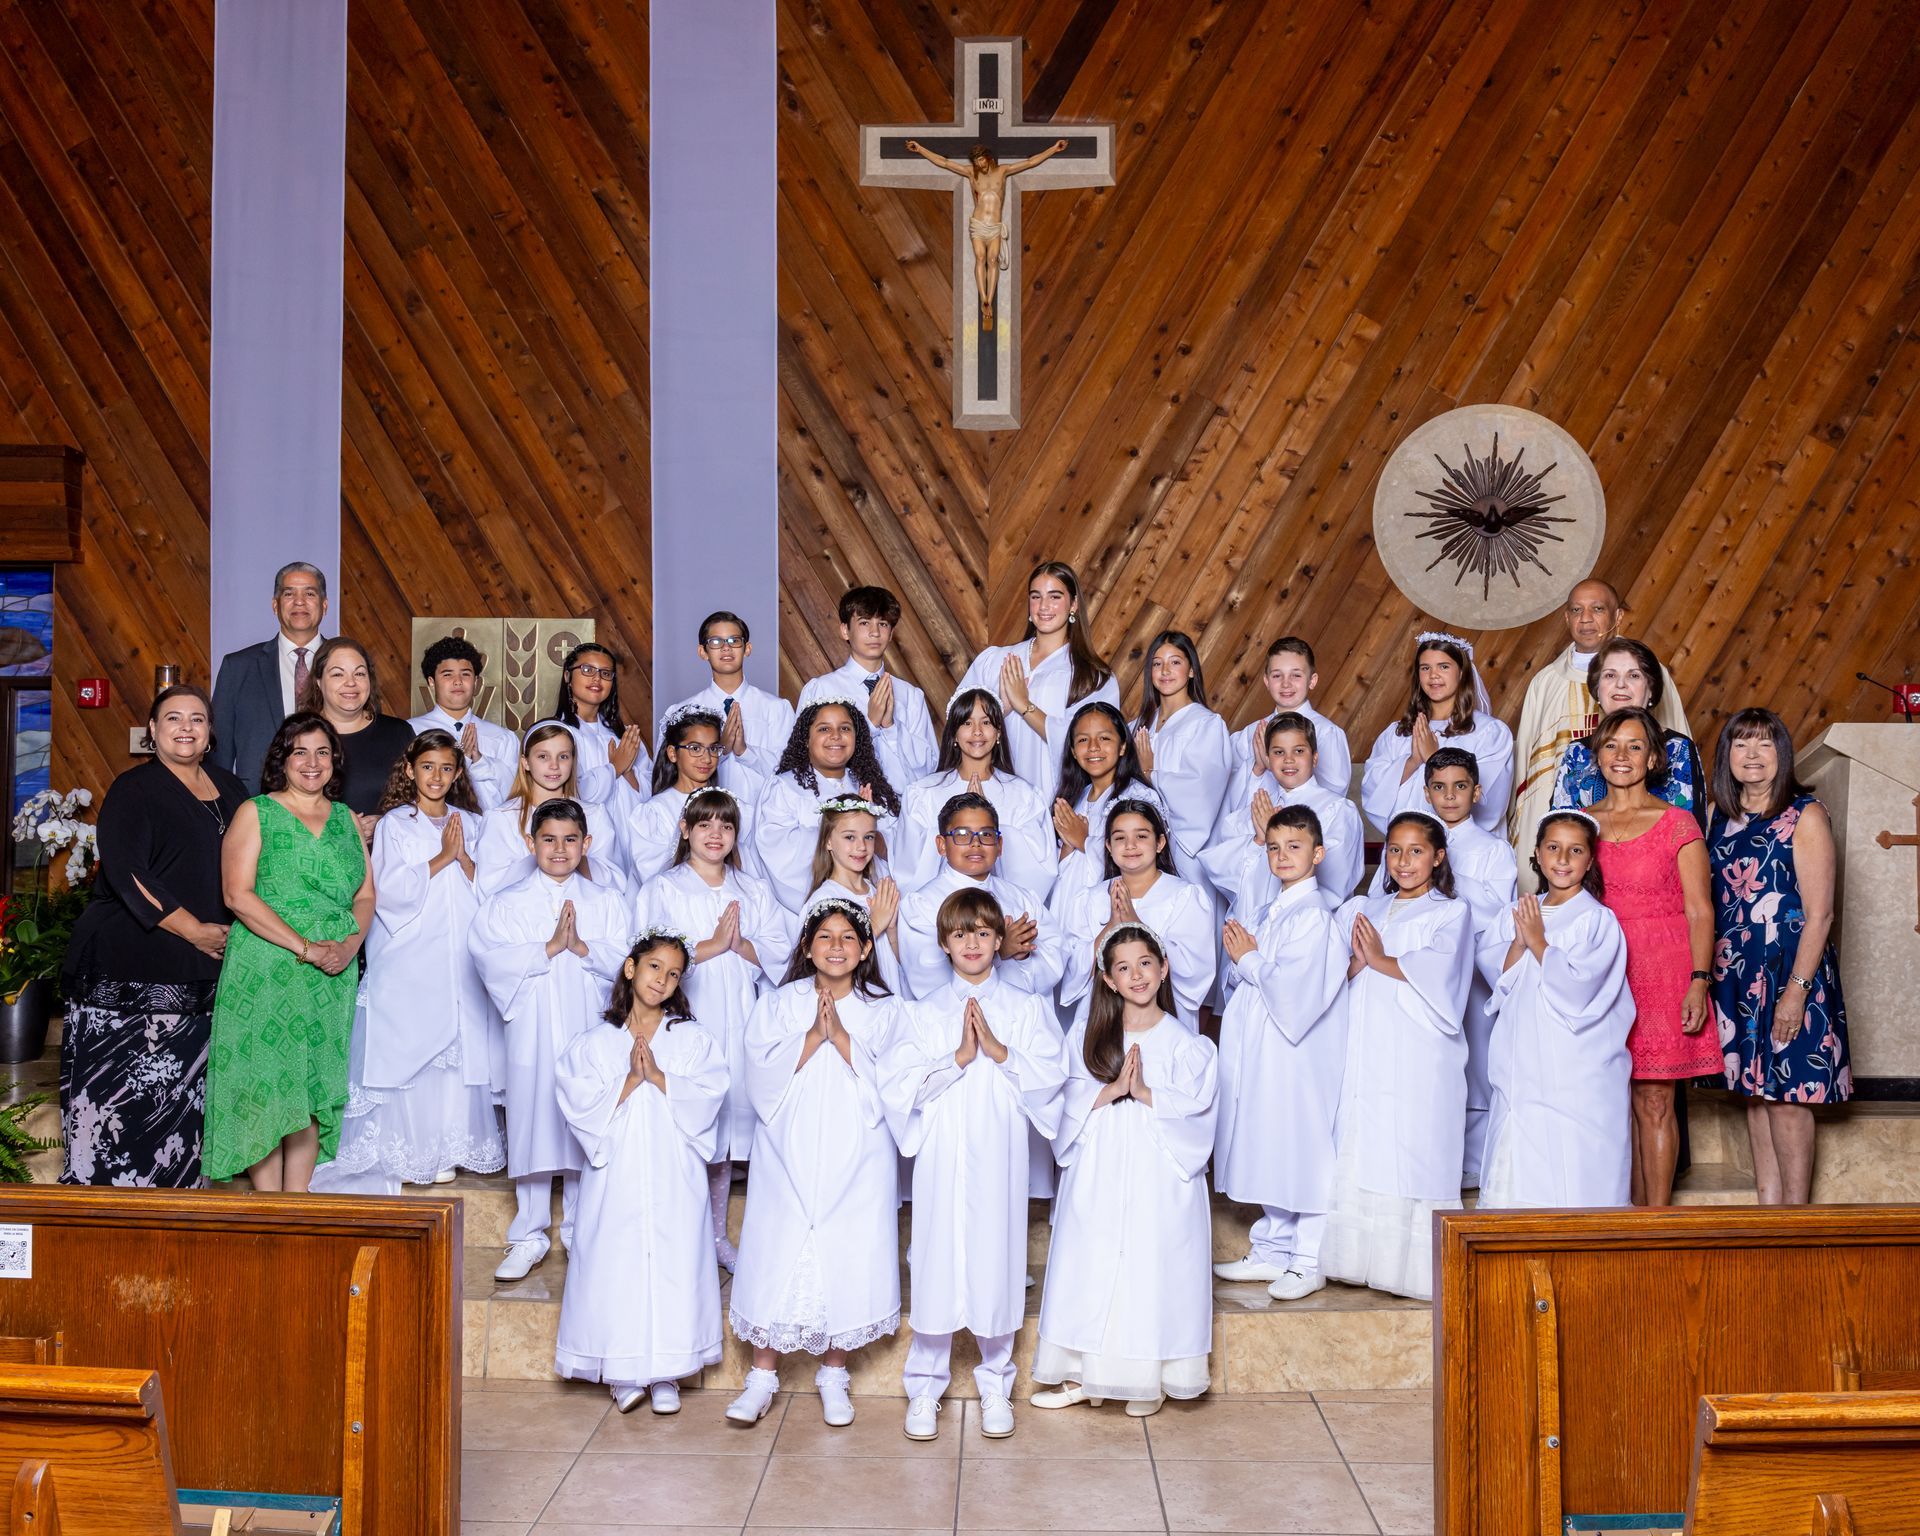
[{"xmin": 1588, "ymin": 708, "xmax": 1718, "ymax": 1207}]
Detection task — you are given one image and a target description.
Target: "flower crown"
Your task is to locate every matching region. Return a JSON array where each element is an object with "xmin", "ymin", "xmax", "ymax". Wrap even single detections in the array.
[
  {"xmin": 661, "ymin": 702, "xmax": 722, "ymax": 732},
  {"xmin": 684, "ymin": 786, "xmax": 734, "ymax": 809},
  {"xmin": 1415, "ymin": 629, "xmax": 1475, "ymax": 656},
  {"xmin": 802, "ymin": 896, "xmax": 874, "ymax": 934},
  {"xmin": 1102, "ymin": 919, "xmax": 1164, "ymax": 952},
  {"xmin": 819, "ymin": 795, "xmax": 885, "ymax": 819},
  {"xmin": 631, "ymin": 923, "xmax": 693, "ymax": 959}
]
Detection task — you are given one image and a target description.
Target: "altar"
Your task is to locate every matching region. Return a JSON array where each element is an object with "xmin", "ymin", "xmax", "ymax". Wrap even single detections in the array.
[{"xmin": 1800, "ymin": 723, "xmax": 1920, "ymax": 1087}]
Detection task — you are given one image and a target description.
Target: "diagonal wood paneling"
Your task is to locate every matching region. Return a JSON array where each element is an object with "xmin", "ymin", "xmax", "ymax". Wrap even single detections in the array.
[
  {"xmin": 779, "ymin": 0, "xmax": 1920, "ymax": 756},
  {"xmin": 342, "ymin": 0, "xmax": 654, "ymax": 728}
]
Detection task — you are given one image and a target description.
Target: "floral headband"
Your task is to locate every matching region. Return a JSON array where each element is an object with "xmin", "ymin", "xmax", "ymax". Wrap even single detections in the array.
[
  {"xmin": 1101, "ymin": 919, "xmax": 1165, "ymax": 954},
  {"xmin": 631, "ymin": 923, "xmax": 693, "ymax": 960},
  {"xmin": 802, "ymin": 896, "xmax": 874, "ymax": 936},
  {"xmin": 683, "ymin": 786, "xmax": 735, "ymax": 811},
  {"xmin": 1415, "ymin": 629, "xmax": 1475, "ymax": 656},
  {"xmin": 819, "ymin": 795, "xmax": 885, "ymax": 819},
  {"xmin": 661, "ymin": 702, "xmax": 722, "ymax": 732}
]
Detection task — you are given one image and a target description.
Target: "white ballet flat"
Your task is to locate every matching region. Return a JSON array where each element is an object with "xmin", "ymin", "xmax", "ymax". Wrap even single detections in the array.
[{"xmin": 1029, "ymin": 1386, "xmax": 1104, "ymax": 1410}]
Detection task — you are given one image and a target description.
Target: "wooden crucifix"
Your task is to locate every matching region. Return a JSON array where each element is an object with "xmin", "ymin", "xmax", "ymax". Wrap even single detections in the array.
[
  {"xmin": 1876, "ymin": 792, "xmax": 1920, "ymax": 934},
  {"xmin": 861, "ymin": 37, "xmax": 1113, "ymax": 431}
]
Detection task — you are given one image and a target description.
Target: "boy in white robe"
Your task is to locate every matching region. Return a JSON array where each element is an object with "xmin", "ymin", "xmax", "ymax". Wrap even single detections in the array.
[
  {"xmin": 1423, "ymin": 748, "xmax": 1519, "ymax": 1186},
  {"xmin": 554, "ymin": 931, "xmax": 729, "ymax": 1415},
  {"xmin": 1228, "ymin": 637, "xmax": 1352, "ymax": 797},
  {"xmin": 1480, "ymin": 811, "xmax": 1634, "ymax": 1208},
  {"xmin": 469, "ymin": 798, "xmax": 629, "ymax": 1281},
  {"xmin": 660, "ymin": 609, "xmax": 794, "ymax": 789},
  {"xmin": 1203, "ymin": 713, "xmax": 1364, "ymax": 923},
  {"xmin": 796, "ymin": 586, "xmax": 938, "ymax": 792},
  {"xmin": 897, "ymin": 793, "xmax": 1063, "ymax": 1001},
  {"xmin": 726, "ymin": 900, "xmax": 904, "ymax": 1428},
  {"xmin": 1211, "ymin": 805, "xmax": 1349, "ymax": 1300},
  {"xmin": 473, "ymin": 723, "xmax": 629, "ymax": 898},
  {"xmin": 1032, "ymin": 923, "xmax": 1217, "ymax": 1415},
  {"xmin": 408, "ymin": 635, "xmax": 520, "ymax": 811},
  {"xmin": 881, "ymin": 888, "xmax": 1069, "ymax": 1441}
]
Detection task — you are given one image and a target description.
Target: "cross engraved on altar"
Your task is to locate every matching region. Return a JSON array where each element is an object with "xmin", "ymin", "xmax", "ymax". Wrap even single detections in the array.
[
  {"xmin": 861, "ymin": 37, "xmax": 1113, "ymax": 431},
  {"xmin": 1876, "ymin": 792, "xmax": 1920, "ymax": 934}
]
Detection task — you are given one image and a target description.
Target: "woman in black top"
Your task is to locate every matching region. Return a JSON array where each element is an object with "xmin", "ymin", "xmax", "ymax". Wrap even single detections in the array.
[
  {"xmin": 59, "ymin": 685, "xmax": 248, "ymax": 1187},
  {"xmin": 298, "ymin": 637, "xmax": 416, "ymax": 837}
]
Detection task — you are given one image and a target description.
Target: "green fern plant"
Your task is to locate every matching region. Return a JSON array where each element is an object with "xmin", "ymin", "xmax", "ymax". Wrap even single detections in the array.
[{"xmin": 0, "ymin": 1085, "xmax": 60, "ymax": 1183}]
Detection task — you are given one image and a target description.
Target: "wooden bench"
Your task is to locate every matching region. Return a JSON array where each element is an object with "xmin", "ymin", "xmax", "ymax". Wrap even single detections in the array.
[
  {"xmin": 1686, "ymin": 1391, "xmax": 1920, "ymax": 1535},
  {"xmin": 0, "ymin": 1364, "xmax": 184, "ymax": 1534}
]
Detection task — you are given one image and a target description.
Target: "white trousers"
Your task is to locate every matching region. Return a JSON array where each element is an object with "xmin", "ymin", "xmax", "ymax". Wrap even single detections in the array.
[
  {"xmin": 509, "ymin": 1171, "xmax": 580, "ymax": 1246},
  {"xmin": 1250, "ymin": 1207, "xmax": 1326, "ymax": 1269},
  {"xmin": 903, "ymin": 1328, "xmax": 1016, "ymax": 1402}
]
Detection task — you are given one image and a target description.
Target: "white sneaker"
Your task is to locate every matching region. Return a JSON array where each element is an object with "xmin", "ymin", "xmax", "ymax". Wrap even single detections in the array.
[
  {"xmin": 1213, "ymin": 1254, "xmax": 1288, "ymax": 1282},
  {"xmin": 650, "ymin": 1381, "xmax": 681, "ymax": 1415},
  {"xmin": 1024, "ymin": 1272, "xmax": 1036, "ymax": 1288},
  {"xmin": 612, "ymin": 1384, "xmax": 645, "ymax": 1414},
  {"xmin": 493, "ymin": 1238, "xmax": 548, "ymax": 1282},
  {"xmin": 725, "ymin": 1367, "xmax": 779, "ymax": 1425},
  {"xmin": 903, "ymin": 1395, "xmax": 941, "ymax": 1440},
  {"xmin": 817, "ymin": 1366, "xmax": 854, "ymax": 1427},
  {"xmin": 979, "ymin": 1394, "xmax": 1015, "ymax": 1437},
  {"xmin": 1268, "ymin": 1266, "xmax": 1327, "ymax": 1301}
]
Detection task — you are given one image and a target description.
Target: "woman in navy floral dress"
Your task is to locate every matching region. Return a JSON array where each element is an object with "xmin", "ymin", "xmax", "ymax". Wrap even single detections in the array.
[{"xmin": 1706, "ymin": 709, "xmax": 1849, "ymax": 1205}]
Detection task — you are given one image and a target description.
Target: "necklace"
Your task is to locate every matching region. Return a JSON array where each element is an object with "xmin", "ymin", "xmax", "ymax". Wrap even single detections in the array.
[{"xmin": 200, "ymin": 792, "xmax": 227, "ymax": 834}]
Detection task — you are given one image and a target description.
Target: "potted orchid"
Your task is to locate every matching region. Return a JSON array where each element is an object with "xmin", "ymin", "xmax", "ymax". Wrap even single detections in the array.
[{"xmin": 2, "ymin": 787, "xmax": 97, "ymax": 1062}]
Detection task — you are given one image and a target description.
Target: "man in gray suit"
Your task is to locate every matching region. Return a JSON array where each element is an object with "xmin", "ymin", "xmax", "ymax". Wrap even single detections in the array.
[{"xmin": 211, "ymin": 560, "xmax": 329, "ymax": 792}]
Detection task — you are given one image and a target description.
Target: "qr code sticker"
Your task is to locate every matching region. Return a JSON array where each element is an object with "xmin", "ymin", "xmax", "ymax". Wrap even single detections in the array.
[{"xmin": 0, "ymin": 1225, "xmax": 32, "ymax": 1280}]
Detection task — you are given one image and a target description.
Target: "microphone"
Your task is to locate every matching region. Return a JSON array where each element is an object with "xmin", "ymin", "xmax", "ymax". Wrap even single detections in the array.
[{"xmin": 1856, "ymin": 672, "xmax": 1918, "ymax": 721}]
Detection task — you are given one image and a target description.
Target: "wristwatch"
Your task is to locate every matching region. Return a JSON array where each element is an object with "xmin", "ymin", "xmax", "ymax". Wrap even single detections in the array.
[
  {"xmin": 1690, "ymin": 969, "xmax": 1711, "ymax": 983},
  {"xmin": 1789, "ymin": 972, "xmax": 1815, "ymax": 993}
]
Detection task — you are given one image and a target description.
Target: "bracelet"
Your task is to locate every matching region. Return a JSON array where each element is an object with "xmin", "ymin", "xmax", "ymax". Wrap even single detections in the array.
[
  {"xmin": 1789, "ymin": 972, "xmax": 1815, "ymax": 993},
  {"xmin": 299, "ymin": 938, "xmax": 313, "ymax": 964},
  {"xmin": 1689, "ymin": 969, "xmax": 1710, "ymax": 983}
]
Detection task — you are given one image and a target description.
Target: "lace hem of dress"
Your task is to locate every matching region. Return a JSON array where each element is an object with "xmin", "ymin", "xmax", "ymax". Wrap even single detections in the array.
[
  {"xmin": 324, "ymin": 1123, "xmax": 506, "ymax": 1184},
  {"xmin": 727, "ymin": 1308, "xmax": 900, "ymax": 1356}
]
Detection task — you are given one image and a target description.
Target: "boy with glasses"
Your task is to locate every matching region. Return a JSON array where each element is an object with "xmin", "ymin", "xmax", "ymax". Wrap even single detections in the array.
[{"xmin": 661, "ymin": 610, "xmax": 794, "ymax": 791}]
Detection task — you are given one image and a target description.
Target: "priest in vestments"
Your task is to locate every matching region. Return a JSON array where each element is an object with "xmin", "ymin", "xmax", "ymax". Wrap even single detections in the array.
[{"xmin": 1510, "ymin": 580, "xmax": 1689, "ymax": 889}]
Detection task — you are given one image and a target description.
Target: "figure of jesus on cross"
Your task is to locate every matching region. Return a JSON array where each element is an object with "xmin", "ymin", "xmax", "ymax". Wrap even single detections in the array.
[{"xmin": 901, "ymin": 138, "xmax": 1070, "ymax": 333}]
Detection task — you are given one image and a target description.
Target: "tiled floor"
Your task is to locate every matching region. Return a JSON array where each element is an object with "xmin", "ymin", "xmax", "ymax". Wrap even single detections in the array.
[{"xmin": 459, "ymin": 1378, "xmax": 1435, "ymax": 1535}]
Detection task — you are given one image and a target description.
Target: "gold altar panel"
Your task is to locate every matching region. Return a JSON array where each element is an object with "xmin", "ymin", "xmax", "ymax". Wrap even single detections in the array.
[{"xmin": 407, "ymin": 617, "xmax": 595, "ymax": 738}]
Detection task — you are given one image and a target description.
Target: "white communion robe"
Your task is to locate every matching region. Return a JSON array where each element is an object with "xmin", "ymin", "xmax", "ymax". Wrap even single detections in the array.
[
  {"xmin": 1444, "ymin": 818, "xmax": 1519, "ymax": 1185},
  {"xmin": 881, "ymin": 974, "xmax": 1069, "ymax": 1339},
  {"xmin": 750, "ymin": 768, "xmax": 897, "ymax": 914},
  {"xmin": 798, "ymin": 658, "xmax": 939, "ymax": 792},
  {"xmin": 1033, "ymin": 1016, "xmax": 1217, "ymax": 1403},
  {"xmin": 1051, "ymin": 870, "xmax": 1217, "ymax": 1029},
  {"xmin": 1322, "ymin": 889, "xmax": 1473, "ymax": 1302},
  {"xmin": 552, "ymin": 1021, "xmax": 727, "ymax": 1387},
  {"xmin": 623, "ymin": 784, "xmax": 761, "ymax": 889},
  {"xmin": 408, "ymin": 704, "xmax": 521, "ymax": 811},
  {"xmin": 1360, "ymin": 715, "xmax": 1515, "ymax": 836},
  {"xmin": 661, "ymin": 679, "xmax": 794, "ymax": 789},
  {"xmin": 893, "ymin": 768, "xmax": 1056, "ymax": 898},
  {"xmin": 473, "ymin": 794, "xmax": 630, "ymax": 900},
  {"xmin": 469, "ymin": 871, "xmax": 629, "ymax": 1179},
  {"xmin": 1052, "ymin": 779, "xmax": 1171, "ymax": 909},
  {"xmin": 1231, "ymin": 700, "xmax": 1354, "ymax": 797},
  {"xmin": 568, "ymin": 714, "xmax": 654, "ymax": 811},
  {"xmin": 897, "ymin": 863, "xmax": 1064, "ymax": 1002},
  {"xmin": 1212, "ymin": 879, "xmax": 1349, "ymax": 1221},
  {"xmin": 1137, "ymin": 703, "xmax": 1233, "ymax": 877},
  {"xmin": 957, "ymin": 642, "xmax": 1121, "ymax": 801},
  {"xmin": 1202, "ymin": 774, "xmax": 1365, "ymax": 924},
  {"xmin": 1479, "ymin": 891, "xmax": 1634, "ymax": 1209},
  {"xmin": 633, "ymin": 863, "xmax": 793, "ymax": 1161},
  {"xmin": 729, "ymin": 980, "xmax": 904, "ymax": 1353}
]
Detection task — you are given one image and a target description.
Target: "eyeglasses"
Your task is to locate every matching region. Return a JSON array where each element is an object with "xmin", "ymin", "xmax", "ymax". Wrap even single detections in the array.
[
  {"xmin": 569, "ymin": 663, "xmax": 614, "ymax": 681},
  {"xmin": 943, "ymin": 829, "xmax": 1001, "ymax": 848},
  {"xmin": 677, "ymin": 743, "xmax": 723, "ymax": 758},
  {"xmin": 703, "ymin": 637, "xmax": 747, "ymax": 650}
]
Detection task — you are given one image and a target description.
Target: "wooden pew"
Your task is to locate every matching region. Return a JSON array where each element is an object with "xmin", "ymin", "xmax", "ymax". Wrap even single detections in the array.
[
  {"xmin": 1686, "ymin": 1392, "xmax": 1920, "ymax": 1535},
  {"xmin": 0, "ymin": 1365, "xmax": 184, "ymax": 1534},
  {"xmin": 1435, "ymin": 1206, "xmax": 1920, "ymax": 1535}
]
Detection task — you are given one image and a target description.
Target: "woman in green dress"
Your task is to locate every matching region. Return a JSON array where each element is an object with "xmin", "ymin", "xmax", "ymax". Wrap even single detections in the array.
[{"xmin": 205, "ymin": 713, "xmax": 375, "ymax": 1191}]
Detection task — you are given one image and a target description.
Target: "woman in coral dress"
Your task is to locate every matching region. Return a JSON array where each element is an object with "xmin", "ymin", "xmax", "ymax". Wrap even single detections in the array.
[{"xmin": 1587, "ymin": 708, "xmax": 1718, "ymax": 1208}]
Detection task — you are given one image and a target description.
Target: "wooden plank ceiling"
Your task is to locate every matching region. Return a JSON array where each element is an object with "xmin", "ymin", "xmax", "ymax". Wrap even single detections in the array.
[{"xmin": 778, "ymin": 0, "xmax": 1920, "ymax": 751}]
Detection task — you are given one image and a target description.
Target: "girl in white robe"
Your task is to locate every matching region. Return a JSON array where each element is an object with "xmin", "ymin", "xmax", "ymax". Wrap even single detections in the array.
[
  {"xmin": 551, "ymin": 640, "xmax": 653, "ymax": 807},
  {"xmin": 626, "ymin": 706, "xmax": 751, "ymax": 886},
  {"xmin": 880, "ymin": 886, "xmax": 1070, "ymax": 1438},
  {"xmin": 1032, "ymin": 924, "xmax": 1217, "ymax": 1416},
  {"xmin": 1323, "ymin": 812, "xmax": 1475, "ymax": 1302},
  {"xmin": 318, "ymin": 732, "xmax": 505, "ymax": 1194},
  {"xmin": 751, "ymin": 701, "xmax": 901, "ymax": 912},
  {"xmin": 553, "ymin": 932, "xmax": 727, "ymax": 1415},
  {"xmin": 469, "ymin": 800, "xmax": 630, "ymax": 1281},
  {"xmin": 1229, "ymin": 637, "xmax": 1352, "ymax": 797},
  {"xmin": 1052, "ymin": 799, "xmax": 1216, "ymax": 1028},
  {"xmin": 1479, "ymin": 812, "xmax": 1634, "ymax": 1209},
  {"xmin": 957, "ymin": 559, "xmax": 1120, "ymax": 800},
  {"xmin": 1051, "ymin": 701, "xmax": 1169, "ymax": 907},
  {"xmin": 725, "ymin": 901, "xmax": 904, "ymax": 1428},
  {"xmin": 1360, "ymin": 632, "xmax": 1514, "ymax": 836},
  {"xmin": 473, "ymin": 723, "xmax": 628, "ymax": 898},
  {"xmin": 633, "ymin": 789, "xmax": 791, "ymax": 1270},
  {"xmin": 1211, "ymin": 805, "xmax": 1348, "ymax": 1299},
  {"xmin": 894, "ymin": 689, "xmax": 1055, "ymax": 896},
  {"xmin": 800, "ymin": 800, "xmax": 905, "ymax": 997},
  {"xmin": 1130, "ymin": 631, "xmax": 1233, "ymax": 878}
]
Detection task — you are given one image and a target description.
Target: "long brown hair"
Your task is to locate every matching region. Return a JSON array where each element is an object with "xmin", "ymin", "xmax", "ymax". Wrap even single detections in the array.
[
  {"xmin": 809, "ymin": 800, "xmax": 879, "ymax": 891},
  {"xmin": 936, "ymin": 688, "xmax": 1015, "ymax": 775},
  {"xmin": 509, "ymin": 723, "xmax": 581, "ymax": 837},
  {"xmin": 1395, "ymin": 636, "xmax": 1478, "ymax": 737},
  {"xmin": 672, "ymin": 786, "xmax": 743, "ymax": 870},
  {"xmin": 1134, "ymin": 629, "xmax": 1208, "ymax": 731},
  {"xmin": 1021, "ymin": 560, "xmax": 1111, "ymax": 706},
  {"xmin": 779, "ymin": 899, "xmax": 891, "ymax": 998},
  {"xmin": 375, "ymin": 728, "xmax": 482, "ymax": 815},
  {"xmin": 1083, "ymin": 923, "xmax": 1176, "ymax": 1084},
  {"xmin": 601, "ymin": 935, "xmax": 695, "ymax": 1027}
]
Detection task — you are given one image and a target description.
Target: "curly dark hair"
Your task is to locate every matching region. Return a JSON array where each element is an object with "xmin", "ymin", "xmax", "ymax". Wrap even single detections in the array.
[
  {"xmin": 773, "ymin": 700, "xmax": 900, "ymax": 815},
  {"xmin": 375, "ymin": 728, "xmax": 483, "ymax": 816},
  {"xmin": 420, "ymin": 634, "xmax": 485, "ymax": 680},
  {"xmin": 552, "ymin": 641, "xmax": 627, "ymax": 736},
  {"xmin": 259, "ymin": 711, "xmax": 347, "ymax": 801}
]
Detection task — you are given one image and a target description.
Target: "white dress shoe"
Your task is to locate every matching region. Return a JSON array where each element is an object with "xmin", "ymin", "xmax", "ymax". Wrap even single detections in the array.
[
  {"xmin": 1030, "ymin": 1385, "xmax": 1102, "ymax": 1409},
  {"xmin": 903, "ymin": 1395, "xmax": 941, "ymax": 1440},
  {"xmin": 650, "ymin": 1381, "xmax": 681, "ymax": 1415},
  {"xmin": 1213, "ymin": 1254, "xmax": 1288, "ymax": 1282},
  {"xmin": 817, "ymin": 1366, "xmax": 855, "ymax": 1426},
  {"xmin": 1269, "ymin": 1266, "xmax": 1327, "ymax": 1301},
  {"xmin": 1125, "ymin": 1395, "xmax": 1165, "ymax": 1418},
  {"xmin": 612, "ymin": 1384, "xmax": 645, "ymax": 1414},
  {"xmin": 725, "ymin": 1367, "xmax": 779, "ymax": 1425},
  {"xmin": 493, "ymin": 1238, "xmax": 548, "ymax": 1282},
  {"xmin": 978, "ymin": 1394, "xmax": 1015, "ymax": 1437},
  {"xmin": 432, "ymin": 1168, "xmax": 457, "ymax": 1184}
]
